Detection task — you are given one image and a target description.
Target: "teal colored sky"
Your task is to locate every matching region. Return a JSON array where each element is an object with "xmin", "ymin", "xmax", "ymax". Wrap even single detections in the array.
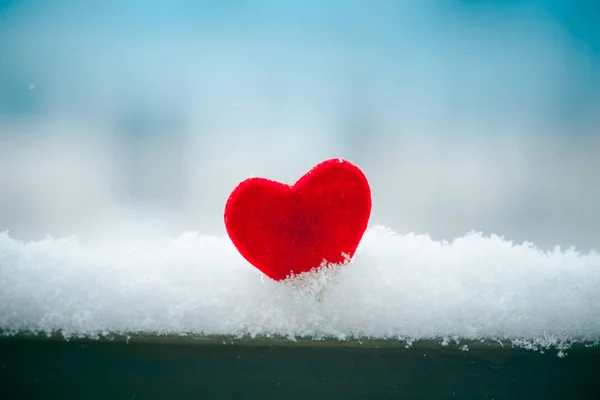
[
  {"xmin": 1, "ymin": 0, "xmax": 599, "ymax": 130},
  {"xmin": 0, "ymin": 0, "xmax": 599, "ymax": 250}
]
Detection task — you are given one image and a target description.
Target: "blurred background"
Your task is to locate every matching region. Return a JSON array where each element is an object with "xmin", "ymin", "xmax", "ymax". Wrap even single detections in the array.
[{"xmin": 0, "ymin": 0, "xmax": 599, "ymax": 251}]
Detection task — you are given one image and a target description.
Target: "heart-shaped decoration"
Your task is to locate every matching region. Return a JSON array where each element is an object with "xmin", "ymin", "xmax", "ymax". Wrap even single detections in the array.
[{"xmin": 224, "ymin": 158, "xmax": 372, "ymax": 281}]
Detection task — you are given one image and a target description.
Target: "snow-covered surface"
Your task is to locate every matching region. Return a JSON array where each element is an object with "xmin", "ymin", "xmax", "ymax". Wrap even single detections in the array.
[{"xmin": 1, "ymin": 226, "xmax": 599, "ymax": 351}]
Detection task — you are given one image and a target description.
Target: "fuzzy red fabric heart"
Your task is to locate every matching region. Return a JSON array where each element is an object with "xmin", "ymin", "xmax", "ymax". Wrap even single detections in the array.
[{"xmin": 224, "ymin": 158, "xmax": 372, "ymax": 281}]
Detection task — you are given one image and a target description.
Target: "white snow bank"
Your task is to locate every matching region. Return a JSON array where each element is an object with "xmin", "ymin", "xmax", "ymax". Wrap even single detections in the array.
[{"xmin": 1, "ymin": 226, "xmax": 599, "ymax": 349}]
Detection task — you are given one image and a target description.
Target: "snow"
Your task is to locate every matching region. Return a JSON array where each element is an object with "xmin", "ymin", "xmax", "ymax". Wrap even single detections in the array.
[{"xmin": 1, "ymin": 225, "xmax": 599, "ymax": 351}]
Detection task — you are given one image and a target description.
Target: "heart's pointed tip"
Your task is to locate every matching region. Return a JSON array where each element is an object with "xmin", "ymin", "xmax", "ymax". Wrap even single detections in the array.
[{"xmin": 267, "ymin": 262, "xmax": 343, "ymax": 284}]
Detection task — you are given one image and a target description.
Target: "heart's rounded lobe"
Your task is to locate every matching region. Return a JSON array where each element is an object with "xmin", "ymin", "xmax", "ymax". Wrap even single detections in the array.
[{"xmin": 224, "ymin": 158, "xmax": 372, "ymax": 281}]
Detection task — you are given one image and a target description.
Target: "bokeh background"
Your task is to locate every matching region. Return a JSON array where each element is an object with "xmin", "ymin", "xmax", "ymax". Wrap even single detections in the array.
[{"xmin": 0, "ymin": 0, "xmax": 599, "ymax": 251}]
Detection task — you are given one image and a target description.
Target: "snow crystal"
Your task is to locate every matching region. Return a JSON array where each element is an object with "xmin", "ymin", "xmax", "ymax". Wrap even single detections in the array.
[{"xmin": 0, "ymin": 225, "xmax": 599, "ymax": 350}]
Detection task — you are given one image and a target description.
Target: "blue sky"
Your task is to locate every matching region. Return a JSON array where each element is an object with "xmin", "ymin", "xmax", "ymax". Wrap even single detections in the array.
[
  {"xmin": 0, "ymin": 0, "xmax": 599, "ymax": 250},
  {"xmin": 1, "ymin": 0, "xmax": 599, "ymax": 129}
]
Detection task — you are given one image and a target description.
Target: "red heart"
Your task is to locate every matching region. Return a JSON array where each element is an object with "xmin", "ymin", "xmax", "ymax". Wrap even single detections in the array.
[{"xmin": 224, "ymin": 159, "xmax": 372, "ymax": 281}]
